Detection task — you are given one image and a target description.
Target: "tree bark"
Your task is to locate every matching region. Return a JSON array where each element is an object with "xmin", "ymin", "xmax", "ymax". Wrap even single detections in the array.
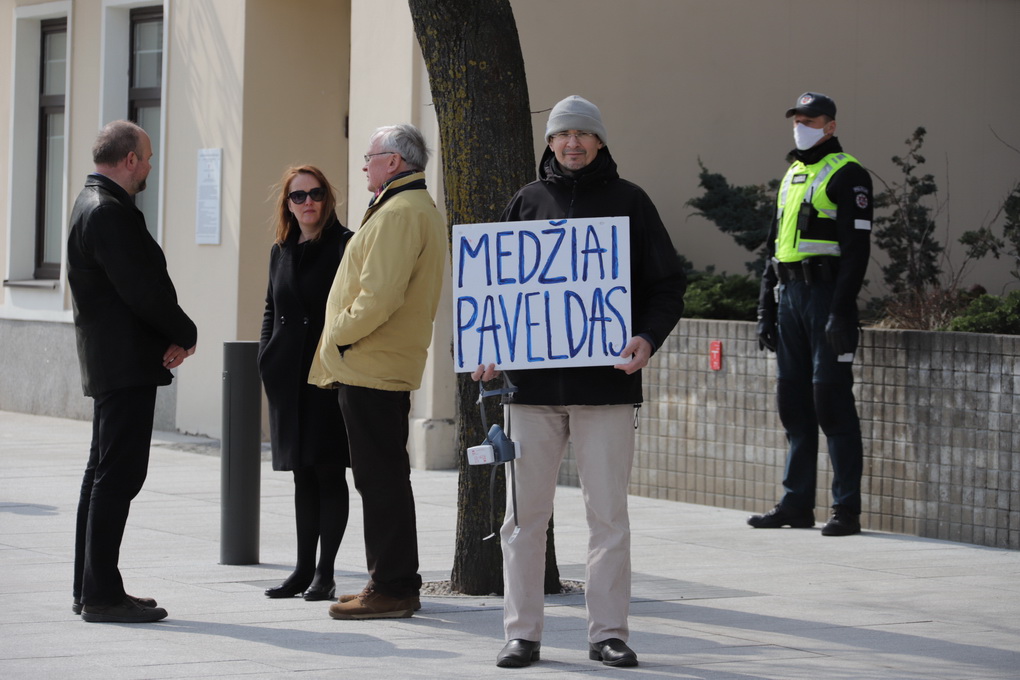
[{"xmin": 408, "ymin": 0, "xmax": 559, "ymax": 595}]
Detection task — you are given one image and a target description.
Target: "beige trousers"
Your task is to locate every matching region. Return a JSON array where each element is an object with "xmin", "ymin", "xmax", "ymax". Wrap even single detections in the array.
[{"xmin": 501, "ymin": 403, "xmax": 634, "ymax": 644}]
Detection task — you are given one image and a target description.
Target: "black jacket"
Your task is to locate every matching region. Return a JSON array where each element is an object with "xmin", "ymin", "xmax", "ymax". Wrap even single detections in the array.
[
  {"xmin": 67, "ymin": 174, "xmax": 197, "ymax": 397},
  {"xmin": 258, "ymin": 217, "xmax": 352, "ymax": 470},
  {"xmin": 501, "ymin": 147, "xmax": 687, "ymax": 405}
]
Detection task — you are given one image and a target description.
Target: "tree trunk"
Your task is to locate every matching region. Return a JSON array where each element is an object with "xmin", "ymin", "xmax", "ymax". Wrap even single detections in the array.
[{"xmin": 408, "ymin": 0, "xmax": 559, "ymax": 595}]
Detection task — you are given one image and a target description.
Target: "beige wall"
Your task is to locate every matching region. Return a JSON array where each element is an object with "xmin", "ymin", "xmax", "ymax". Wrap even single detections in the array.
[
  {"xmin": 238, "ymin": 0, "xmax": 351, "ymax": 342},
  {"xmin": 0, "ymin": 5, "xmax": 8, "ymax": 305},
  {"xmin": 348, "ymin": 0, "xmax": 455, "ymax": 468},
  {"xmin": 1, "ymin": 0, "xmax": 1017, "ymax": 452},
  {"xmin": 341, "ymin": 0, "xmax": 1019, "ymax": 466},
  {"xmin": 163, "ymin": 0, "xmax": 247, "ymax": 435},
  {"xmin": 509, "ymin": 0, "xmax": 1020, "ymax": 294},
  {"xmin": 0, "ymin": 0, "xmax": 352, "ymax": 439},
  {"xmin": 165, "ymin": 0, "xmax": 352, "ymax": 437}
]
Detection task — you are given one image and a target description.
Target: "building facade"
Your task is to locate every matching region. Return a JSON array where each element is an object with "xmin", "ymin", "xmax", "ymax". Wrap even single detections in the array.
[{"xmin": 1, "ymin": 0, "xmax": 1018, "ymax": 471}]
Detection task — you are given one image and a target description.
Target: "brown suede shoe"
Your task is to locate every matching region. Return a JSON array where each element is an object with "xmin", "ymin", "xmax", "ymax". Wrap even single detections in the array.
[
  {"xmin": 338, "ymin": 586, "xmax": 421, "ymax": 611},
  {"xmin": 328, "ymin": 587, "xmax": 416, "ymax": 620}
]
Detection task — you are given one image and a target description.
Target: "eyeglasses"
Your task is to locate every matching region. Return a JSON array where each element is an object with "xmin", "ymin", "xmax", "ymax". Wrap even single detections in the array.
[
  {"xmin": 550, "ymin": 131, "xmax": 597, "ymax": 141},
  {"xmin": 288, "ymin": 187, "xmax": 326, "ymax": 204},
  {"xmin": 364, "ymin": 151, "xmax": 398, "ymax": 163}
]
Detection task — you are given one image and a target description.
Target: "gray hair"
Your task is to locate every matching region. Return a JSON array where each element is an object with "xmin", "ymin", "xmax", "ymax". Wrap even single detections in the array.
[
  {"xmin": 371, "ymin": 124, "xmax": 430, "ymax": 172},
  {"xmin": 92, "ymin": 120, "xmax": 145, "ymax": 166}
]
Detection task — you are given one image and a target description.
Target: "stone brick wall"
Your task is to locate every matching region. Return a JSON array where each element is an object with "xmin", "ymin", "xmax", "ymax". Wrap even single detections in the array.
[{"xmin": 560, "ymin": 319, "xmax": 1019, "ymax": 550}]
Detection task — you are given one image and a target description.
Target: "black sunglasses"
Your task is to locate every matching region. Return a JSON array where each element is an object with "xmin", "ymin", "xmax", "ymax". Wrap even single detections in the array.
[{"xmin": 288, "ymin": 187, "xmax": 326, "ymax": 204}]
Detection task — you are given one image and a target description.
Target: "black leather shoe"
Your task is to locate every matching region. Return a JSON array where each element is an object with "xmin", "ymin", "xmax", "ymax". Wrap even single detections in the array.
[
  {"xmin": 589, "ymin": 638, "xmax": 638, "ymax": 667},
  {"xmin": 303, "ymin": 581, "xmax": 337, "ymax": 601},
  {"xmin": 265, "ymin": 577, "xmax": 311, "ymax": 599},
  {"xmin": 81, "ymin": 596, "xmax": 167, "ymax": 623},
  {"xmin": 821, "ymin": 506, "xmax": 861, "ymax": 536},
  {"xmin": 747, "ymin": 504, "xmax": 815, "ymax": 529},
  {"xmin": 73, "ymin": 594, "xmax": 157, "ymax": 616},
  {"xmin": 496, "ymin": 639, "xmax": 540, "ymax": 668}
]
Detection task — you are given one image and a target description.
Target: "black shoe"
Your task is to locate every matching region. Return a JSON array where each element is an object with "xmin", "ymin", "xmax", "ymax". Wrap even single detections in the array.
[
  {"xmin": 73, "ymin": 594, "xmax": 157, "ymax": 616},
  {"xmin": 589, "ymin": 638, "xmax": 638, "ymax": 667},
  {"xmin": 821, "ymin": 507, "xmax": 861, "ymax": 536},
  {"xmin": 747, "ymin": 504, "xmax": 815, "ymax": 529},
  {"xmin": 496, "ymin": 639, "xmax": 541, "ymax": 668},
  {"xmin": 265, "ymin": 576, "xmax": 312, "ymax": 599},
  {"xmin": 81, "ymin": 596, "xmax": 167, "ymax": 623},
  {"xmin": 303, "ymin": 581, "xmax": 337, "ymax": 601}
]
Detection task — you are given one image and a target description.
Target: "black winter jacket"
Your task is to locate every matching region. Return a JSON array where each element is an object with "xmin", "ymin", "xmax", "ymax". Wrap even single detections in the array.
[
  {"xmin": 258, "ymin": 217, "xmax": 352, "ymax": 470},
  {"xmin": 501, "ymin": 147, "xmax": 687, "ymax": 405},
  {"xmin": 67, "ymin": 174, "xmax": 197, "ymax": 397}
]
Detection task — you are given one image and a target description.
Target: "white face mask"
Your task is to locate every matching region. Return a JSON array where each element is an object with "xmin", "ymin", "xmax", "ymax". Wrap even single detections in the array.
[{"xmin": 794, "ymin": 123, "xmax": 827, "ymax": 151}]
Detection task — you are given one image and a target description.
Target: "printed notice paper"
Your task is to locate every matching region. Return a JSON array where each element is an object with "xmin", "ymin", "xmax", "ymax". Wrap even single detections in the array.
[
  {"xmin": 452, "ymin": 217, "xmax": 631, "ymax": 372},
  {"xmin": 195, "ymin": 148, "xmax": 222, "ymax": 245}
]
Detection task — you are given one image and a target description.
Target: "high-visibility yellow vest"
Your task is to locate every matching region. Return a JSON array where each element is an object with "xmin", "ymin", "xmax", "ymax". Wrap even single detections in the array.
[{"xmin": 774, "ymin": 152, "xmax": 858, "ymax": 263}]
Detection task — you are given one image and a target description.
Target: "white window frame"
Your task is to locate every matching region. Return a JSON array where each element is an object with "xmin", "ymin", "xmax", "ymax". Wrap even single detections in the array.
[
  {"xmin": 100, "ymin": 0, "xmax": 168, "ymax": 242},
  {"xmin": 4, "ymin": 1, "xmax": 73, "ymax": 317}
]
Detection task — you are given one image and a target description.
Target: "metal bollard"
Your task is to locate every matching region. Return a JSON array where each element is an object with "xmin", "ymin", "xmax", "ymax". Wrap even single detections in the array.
[{"xmin": 220, "ymin": 341, "xmax": 261, "ymax": 564}]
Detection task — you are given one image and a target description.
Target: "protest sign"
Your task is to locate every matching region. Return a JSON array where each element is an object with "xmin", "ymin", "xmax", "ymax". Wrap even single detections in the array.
[{"xmin": 452, "ymin": 217, "xmax": 631, "ymax": 372}]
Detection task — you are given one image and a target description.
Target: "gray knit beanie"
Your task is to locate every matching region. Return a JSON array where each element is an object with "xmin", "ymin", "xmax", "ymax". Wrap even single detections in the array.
[{"xmin": 545, "ymin": 95, "xmax": 607, "ymax": 145}]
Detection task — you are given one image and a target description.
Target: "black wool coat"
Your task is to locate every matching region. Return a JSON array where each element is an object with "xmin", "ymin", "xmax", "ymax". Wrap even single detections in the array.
[
  {"xmin": 67, "ymin": 173, "xmax": 197, "ymax": 397},
  {"xmin": 258, "ymin": 218, "xmax": 352, "ymax": 470}
]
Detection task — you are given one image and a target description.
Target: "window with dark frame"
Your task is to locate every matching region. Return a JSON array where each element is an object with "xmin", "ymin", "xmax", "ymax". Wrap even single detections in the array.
[
  {"xmin": 34, "ymin": 18, "xmax": 67, "ymax": 280},
  {"xmin": 129, "ymin": 6, "xmax": 163, "ymax": 237}
]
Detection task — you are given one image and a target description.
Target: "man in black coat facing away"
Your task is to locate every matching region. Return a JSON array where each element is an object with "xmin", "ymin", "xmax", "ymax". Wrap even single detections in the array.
[{"xmin": 68, "ymin": 120, "xmax": 197, "ymax": 623}]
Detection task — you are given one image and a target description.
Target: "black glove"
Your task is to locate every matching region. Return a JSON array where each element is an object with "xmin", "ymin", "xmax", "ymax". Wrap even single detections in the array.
[
  {"xmin": 824, "ymin": 314, "xmax": 856, "ymax": 356},
  {"xmin": 756, "ymin": 312, "xmax": 777, "ymax": 352}
]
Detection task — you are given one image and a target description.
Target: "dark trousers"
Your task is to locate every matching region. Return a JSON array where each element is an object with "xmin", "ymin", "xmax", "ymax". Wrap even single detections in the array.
[
  {"xmin": 73, "ymin": 385, "xmax": 157, "ymax": 605},
  {"xmin": 337, "ymin": 384, "xmax": 421, "ymax": 598},
  {"xmin": 775, "ymin": 280, "xmax": 863, "ymax": 515},
  {"xmin": 292, "ymin": 463, "xmax": 349, "ymax": 583}
]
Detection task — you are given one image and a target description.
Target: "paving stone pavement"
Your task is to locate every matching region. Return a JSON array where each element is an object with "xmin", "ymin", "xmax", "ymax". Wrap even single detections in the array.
[{"xmin": 1, "ymin": 410, "xmax": 1018, "ymax": 679}]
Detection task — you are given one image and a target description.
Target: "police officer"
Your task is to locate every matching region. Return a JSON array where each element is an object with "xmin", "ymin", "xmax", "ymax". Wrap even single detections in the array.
[{"xmin": 748, "ymin": 92, "xmax": 872, "ymax": 537}]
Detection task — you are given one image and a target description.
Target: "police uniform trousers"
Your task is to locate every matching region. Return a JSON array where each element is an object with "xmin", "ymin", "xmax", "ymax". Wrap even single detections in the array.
[
  {"xmin": 776, "ymin": 279, "xmax": 863, "ymax": 514},
  {"xmin": 501, "ymin": 403, "xmax": 634, "ymax": 644}
]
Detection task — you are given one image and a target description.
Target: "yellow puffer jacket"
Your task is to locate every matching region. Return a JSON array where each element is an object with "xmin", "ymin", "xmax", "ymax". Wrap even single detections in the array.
[{"xmin": 308, "ymin": 172, "xmax": 448, "ymax": 391}]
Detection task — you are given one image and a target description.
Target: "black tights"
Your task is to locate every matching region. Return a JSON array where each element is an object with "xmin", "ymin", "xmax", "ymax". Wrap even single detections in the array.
[{"xmin": 283, "ymin": 463, "xmax": 349, "ymax": 589}]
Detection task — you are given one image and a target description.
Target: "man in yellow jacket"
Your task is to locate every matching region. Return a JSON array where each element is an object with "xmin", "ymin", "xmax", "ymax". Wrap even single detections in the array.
[{"xmin": 309, "ymin": 124, "xmax": 448, "ymax": 619}]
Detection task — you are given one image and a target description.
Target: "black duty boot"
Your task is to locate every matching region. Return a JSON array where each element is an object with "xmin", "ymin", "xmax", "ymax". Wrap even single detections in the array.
[
  {"xmin": 821, "ymin": 506, "xmax": 861, "ymax": 536},
  {"xmin": 747, "ymin": 504, "xmax": 815, "ymax": 529}
]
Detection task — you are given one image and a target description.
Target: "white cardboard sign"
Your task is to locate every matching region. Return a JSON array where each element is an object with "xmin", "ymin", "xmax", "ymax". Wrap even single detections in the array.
[{"xmin": 452, "ymin": 217, "xmax": 631, "ymax": 372}]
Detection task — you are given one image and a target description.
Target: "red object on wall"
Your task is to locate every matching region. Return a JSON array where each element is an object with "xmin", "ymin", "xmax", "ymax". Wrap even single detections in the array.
[{"xmin": 709, "ymin": 340, "xmax": 722, "ymax": 371}]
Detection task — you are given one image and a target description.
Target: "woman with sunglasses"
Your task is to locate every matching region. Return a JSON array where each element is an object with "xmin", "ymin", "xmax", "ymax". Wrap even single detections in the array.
[{"xmin": 258, "ymin": 165, "xmax": 353, "ymax": 601}]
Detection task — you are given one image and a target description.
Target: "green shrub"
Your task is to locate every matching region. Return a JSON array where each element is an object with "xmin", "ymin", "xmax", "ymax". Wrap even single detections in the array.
[
  {"xmin": 683, "ymin": 272, "xmax": 759, "ymax": 321},
  {"xmin": 686, "ymin": 160, "xmax": 777, "ymax": 276},
  {"xmin": 948, "ymin": 290, "xmax": 1020, "ymax": 334}
]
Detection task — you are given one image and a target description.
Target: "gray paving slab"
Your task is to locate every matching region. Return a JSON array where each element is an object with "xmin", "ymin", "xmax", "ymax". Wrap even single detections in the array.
[{"xmin": 1, "ymin": 410, "xmax": 1018, "ymax": 679}]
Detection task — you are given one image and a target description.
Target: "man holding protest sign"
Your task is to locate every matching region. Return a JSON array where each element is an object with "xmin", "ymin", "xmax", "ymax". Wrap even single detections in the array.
[{"xmin": 473, "ymin": 95, "xmax": 686, "ymax": 668}]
